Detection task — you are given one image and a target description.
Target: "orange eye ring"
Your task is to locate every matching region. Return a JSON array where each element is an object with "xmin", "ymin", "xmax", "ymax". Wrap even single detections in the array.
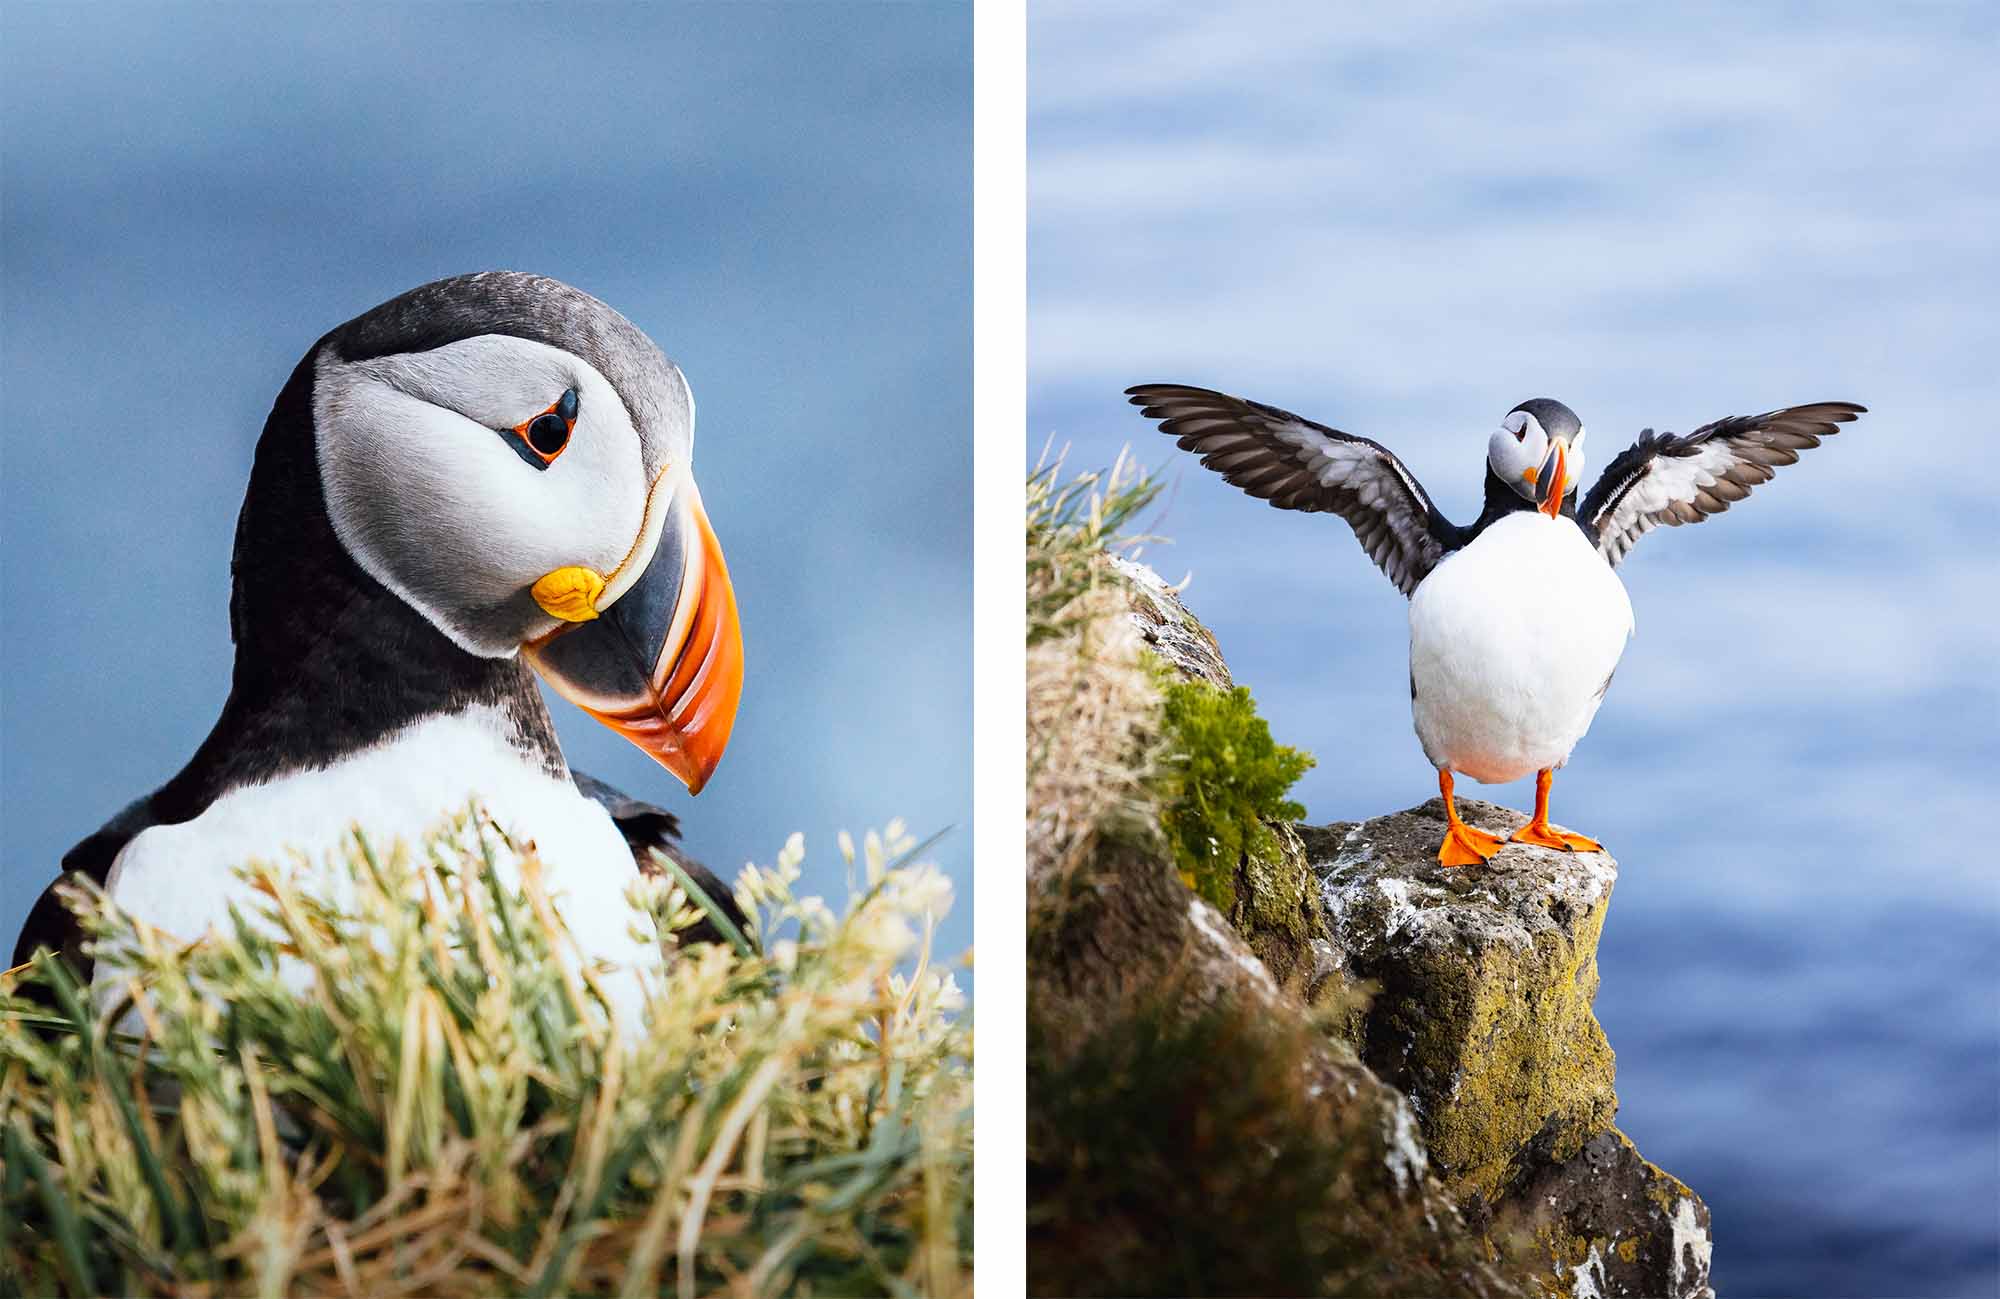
[{"xmin": 500, "ymin": 388, "xmax": 578, "ymax": 470}]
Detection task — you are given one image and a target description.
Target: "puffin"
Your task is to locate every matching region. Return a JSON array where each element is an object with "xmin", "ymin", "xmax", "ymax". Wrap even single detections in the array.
[
  {"xmin": 9, "ymin": 272, "xmax": 748, "ymax": 1013},
  {"xmin": 1128, "ymin": 384, "xmax": 1864, "ymax": 866}
]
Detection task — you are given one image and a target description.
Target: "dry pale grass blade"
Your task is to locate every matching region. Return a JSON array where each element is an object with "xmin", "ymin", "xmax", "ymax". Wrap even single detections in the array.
[
  {"xmin": 1, "ymin": 806, "xmax": 970, "ymax": 1297},
  {"xmin": 1026, "ymin": 454, "xmax": 1173, "ymax": 905}
]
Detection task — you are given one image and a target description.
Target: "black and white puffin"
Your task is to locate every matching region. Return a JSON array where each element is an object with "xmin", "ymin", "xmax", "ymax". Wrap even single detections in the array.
[
  {"xmin": 11, "ymin": 272, "xmax": 747, "ymax": 1013},
  {"xmin": 1128, "ymin": 384, "xmax": 1865, "ymax": 867}
]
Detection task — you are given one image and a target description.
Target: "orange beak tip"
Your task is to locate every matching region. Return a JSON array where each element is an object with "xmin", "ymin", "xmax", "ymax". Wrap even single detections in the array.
[
  {"xmin": 524, "ymin": 486, "xmax": 744, "ymax": 798},
  {"xmin": 645, "ymin": 504, "xmax": 743, "ymax": 795}
]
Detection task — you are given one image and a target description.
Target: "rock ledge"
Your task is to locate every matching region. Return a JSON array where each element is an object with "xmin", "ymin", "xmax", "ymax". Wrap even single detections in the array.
[{"xmin": 1302, "ymin": 800, "xmax": 1714, "ymax": 1299}]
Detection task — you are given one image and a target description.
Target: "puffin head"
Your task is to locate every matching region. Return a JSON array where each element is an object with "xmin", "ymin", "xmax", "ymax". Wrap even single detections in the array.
[
  {"xmin": 1489, "ymin": 397, "xmax": 1587, "ymax": 518},
  {"xmin": 309, "ymin": 272, "xmax": 743, "ymax": 794}
]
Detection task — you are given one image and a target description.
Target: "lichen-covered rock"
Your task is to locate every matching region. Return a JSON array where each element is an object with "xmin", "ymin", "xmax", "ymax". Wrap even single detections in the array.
[
  {"xmin": 1301, "ymin": 799, "xmax": 1713, "ymax": 1298},
  {"xmin": 1489, "ymin": 1129, "xmax": 1716, "ymax": 1299},
  {"xmin": 1232, "ymin": 820, "xmax": 1328, "ymax": 990},
  {"xmin": 1304, "ymin": 798, "xmax": 1619, "ymax": 1206}
]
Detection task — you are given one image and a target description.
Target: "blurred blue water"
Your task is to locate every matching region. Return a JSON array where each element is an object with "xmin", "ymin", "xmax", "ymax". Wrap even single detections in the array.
[
  {"xmin": 1, "ymin": 8, "xmax": 971, "ymax": 975},
  {"xmin": 1034, "ymin": 5, "xmax": 1999, "ymax": 1293}
]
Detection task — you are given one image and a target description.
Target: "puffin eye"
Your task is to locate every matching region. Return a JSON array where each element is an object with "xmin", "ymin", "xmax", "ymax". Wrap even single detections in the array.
[
  {"xmin": 527, "ymin": 413, "xmax": 568, "ymax": 455},
  {"xmin": 1512, "ymin": 426, "xmax": 1527, "ymax": 442},
  {"xmin": 499, "ymin": 388, "xmax": 579, "ymax": 469}
]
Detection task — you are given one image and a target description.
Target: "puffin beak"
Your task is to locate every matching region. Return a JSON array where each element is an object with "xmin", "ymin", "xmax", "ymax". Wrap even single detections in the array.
[
  {"xmin": 524, "ymin": 480, "xmax": 744, "ymax": 794},
  {"xmin": 1537, "ymin": 441, "xmax": 1569, "ymax": 518}
]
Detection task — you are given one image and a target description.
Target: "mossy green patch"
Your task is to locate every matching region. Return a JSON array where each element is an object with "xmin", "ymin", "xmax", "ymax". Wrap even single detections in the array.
[
  {"xmin": 1156, "ymin": 680, "xmax": 1313, "ymax": 913},
  {"xmin": 1241, "ymin": 822, "xmax": 1310, "ymax": 938}
]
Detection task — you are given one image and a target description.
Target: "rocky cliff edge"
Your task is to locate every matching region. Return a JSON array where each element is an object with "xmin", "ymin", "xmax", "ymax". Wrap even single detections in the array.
[{"xmin": 1029, "ymin": 553, "xmax": 1715, "ymax": 1299}]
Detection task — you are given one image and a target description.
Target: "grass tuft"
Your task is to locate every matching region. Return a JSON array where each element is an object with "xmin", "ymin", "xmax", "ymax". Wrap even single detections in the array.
[
  {"xmin": 1026, "ymin": 452, "xmax": 1314, "ymax": 921},
  {"xmin": 1156, "ymin": 680, "xmax": 1315, "ymax": 913},
  {"xmin": 0, "ymin": 809, "xmax": 970, "ymax": 1298},
  {"xmin": 1025, "ymin": 448, "xmax": 1171, "ymax": 905},
  {"xmin": 1025, "ymin": 443, "xmax": 1162, "ymax": 649}
]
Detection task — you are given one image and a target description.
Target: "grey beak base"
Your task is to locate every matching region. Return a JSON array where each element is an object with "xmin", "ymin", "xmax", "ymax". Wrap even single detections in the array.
[{"xmin": 527, "ymin": 497, "xmax": 691, "ymax": 714}]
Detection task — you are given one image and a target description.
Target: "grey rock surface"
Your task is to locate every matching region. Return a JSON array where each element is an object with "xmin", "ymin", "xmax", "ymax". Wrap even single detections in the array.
[
  {"xmin": 1489, "ymin": 1129, "xmax": 1717, "ymax": 1299},
  {"xmin": 1302, "ymin": 798, "xmax": 1621, "ymax": 1206},
  {"xmin": 1113, "ymin": 554, "xmax": 1231, "ymax": 688}
]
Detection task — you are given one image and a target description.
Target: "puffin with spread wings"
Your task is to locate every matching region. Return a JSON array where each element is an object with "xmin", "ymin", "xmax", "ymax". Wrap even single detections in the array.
[{"xmin": 1128, "ymin": 384, "xmax": 1865, "ymax": 867}]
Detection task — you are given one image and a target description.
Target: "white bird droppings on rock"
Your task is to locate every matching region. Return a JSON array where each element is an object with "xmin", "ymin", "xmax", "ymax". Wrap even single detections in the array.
[
  {"xmin": 1376, "ymin": 876, "xmax": 1426, "ymax": 942},
  {"xmin": 1570, "ymin": 1243, "xmax": 1607, "ymax": 1299},
  {"xmin": 1383, "ymin": 1096, "xmax": 1428, "ymax": 1193},
  {"xmin": 1573, "ymin": 851, "xmax": 1617, "ymax": 905},
  {"xmin": 1186, "ymin": 897, "xmax": 1277, "ymax": 993},
  {"xmin": 1672, "ymin": 1195, "xmax": 1714, "ymax": 1295},
  {"xmin": 1328, "ymin": 824, "xmax": 1375, "ymax": 873}
]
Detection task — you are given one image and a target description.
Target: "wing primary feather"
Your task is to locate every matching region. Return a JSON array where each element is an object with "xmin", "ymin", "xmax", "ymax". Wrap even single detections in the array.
[
  {"xmin": 1126, "ymin": 382, "xmax": 1461, "ymax": 595},
  {"xmin": 1578, "ymin": 401, "xmax": 1865, "ymax": 562}
]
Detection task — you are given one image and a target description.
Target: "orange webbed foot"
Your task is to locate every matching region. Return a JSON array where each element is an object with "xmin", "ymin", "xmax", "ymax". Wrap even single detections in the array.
[
  {"xmin": 1438, "ymin": 821, "xmax": 1506, "ymax": 867},
  {"xmin": 1509, "ymin": 819, "xmax": 1602, "ymax": 853}
]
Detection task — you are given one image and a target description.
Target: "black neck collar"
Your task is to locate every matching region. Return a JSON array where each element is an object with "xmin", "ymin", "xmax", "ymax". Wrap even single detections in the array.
[
  {"xmin": 149, "ymin": 348, "xmax": 565, "ymax": 825},
  {"xmin": 1470, "ymin": 463, "xmax": 1573, "ymax": 536}
]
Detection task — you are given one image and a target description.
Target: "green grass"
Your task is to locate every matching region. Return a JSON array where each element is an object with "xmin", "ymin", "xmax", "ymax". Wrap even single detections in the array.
[{"xmin": 0, "ymin": 810, "xmax": 970, "ymax": 1298}]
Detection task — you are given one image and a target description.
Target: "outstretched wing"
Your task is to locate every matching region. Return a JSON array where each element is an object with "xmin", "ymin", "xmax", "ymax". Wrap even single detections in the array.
[
  {"xmin": 1578, "ymin": 402, "xmax": 1865, "ymax": 565},
  {"xmin": 1126, "ymin": 384, "xmax": 1462, "ymax": 595}
]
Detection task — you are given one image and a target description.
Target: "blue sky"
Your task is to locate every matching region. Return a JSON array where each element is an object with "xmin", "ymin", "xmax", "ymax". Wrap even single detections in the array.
[
  {"xmin": 0, "ymin": 6, "xmax": 971, "ymax": 968},
  {"xmin": 1033, "ymin": 4, "xmax": 1997, "ymax": 1293}
]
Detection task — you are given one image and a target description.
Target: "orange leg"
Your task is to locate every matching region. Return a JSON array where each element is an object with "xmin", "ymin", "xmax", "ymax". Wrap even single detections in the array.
[
  {"xmin": 1509, "ymin": 769, "xmax": 1603, "ymax": 852},
  {"xmin": 1436, "ymin": 769, "xmax": 1505, "ymax": 867}
]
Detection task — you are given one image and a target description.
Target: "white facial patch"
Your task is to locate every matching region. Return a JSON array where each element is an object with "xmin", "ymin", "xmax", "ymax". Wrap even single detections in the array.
[
  {"xmin": 314, "ymin": 335, "xmax": 650, "ymax": 657},
  {"xmin": 1488, "ymin": 410, "xmax": 1549, "ymax": 498}
]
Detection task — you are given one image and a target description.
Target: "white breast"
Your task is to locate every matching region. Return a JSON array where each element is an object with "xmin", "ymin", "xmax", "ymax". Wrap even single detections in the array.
[
  {"xmin": 99, "ymin": 708, "xmax": 658, "ymax": 1021},
  {"xmin": 1407, "ymin": 512, "xmax": 1634, "ymax": 785}
]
